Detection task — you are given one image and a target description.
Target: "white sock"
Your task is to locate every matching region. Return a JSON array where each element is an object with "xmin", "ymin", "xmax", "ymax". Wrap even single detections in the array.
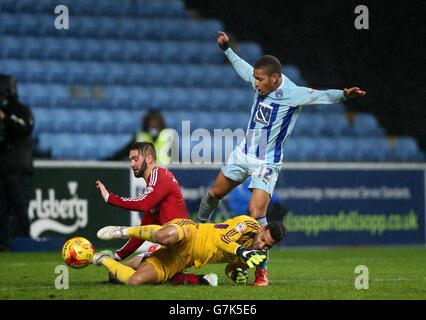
[{"xmin": 256, "ymin": 216, "xmax": 268, "ymax": 227}]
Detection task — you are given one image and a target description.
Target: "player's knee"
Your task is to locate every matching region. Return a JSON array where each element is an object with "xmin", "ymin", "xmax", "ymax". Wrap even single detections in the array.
[
  {"xmin": 209, "ymin": 187, "xmax": 225, "ymax": 199},
  {"xmin": 128, "ymin": 274, "xmax": 146, "ymax": 286},
  {"xmin": 155, "ymin": 227, "xmax": 178, "ymax": 246},
  {"xmin": 248, "ymin": 203, "xmax": 267, "ymax": 219}
]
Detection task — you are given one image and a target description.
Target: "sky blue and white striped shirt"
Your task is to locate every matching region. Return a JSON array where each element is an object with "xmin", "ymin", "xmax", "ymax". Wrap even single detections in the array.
[{"xmin": 224, "ymin": 48, "xmax": 347, "ymax": 164}]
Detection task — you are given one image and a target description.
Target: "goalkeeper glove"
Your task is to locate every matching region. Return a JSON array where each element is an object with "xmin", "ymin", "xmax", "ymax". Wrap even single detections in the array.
[
  {"xmin": 235, "ymin": 246, "xmax": 267, "ymax": 269},
  {"xmin": 231, "ymin": 268, "xmax": 248, "ymax": 285}
]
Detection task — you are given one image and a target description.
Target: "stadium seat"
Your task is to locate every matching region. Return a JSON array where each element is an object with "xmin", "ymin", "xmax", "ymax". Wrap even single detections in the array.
[
  {"xmin": 37, "ymin": 132, "xmax": 55, "ymax": 154},
  {"xmin": 296, "ymin": 137, "xmax": 319, "ymax": 161},
  {"xmin": 73, "ymin": 133, "xmax": 98, "ymax": 160},
  {"xmin": 238, "ymin": 42, "xmax": 263, "ymax": 65},
  {"xmin": 283, "ymin": 65, "xmax": 307, "ymax": 86},
  {"xmin": 354, "ymin": 137, "xmax": 392, "ymax": 162},
  {"xmin": 50, "ymin": 133, "xmax": 78, "ymax": 159},
  {"xmin": 166, "ymin": 87, "xmax": 191, "ymax": 110},
  {"xmin": 315, "ymin": 137, "xmax": 339, "ymax": 161},
  {"xmin": 112, "ymin": 111, "xmax": 140, "ymax": 134},
  {"xmin": 50, "ymin": 108, "xmax": 75, "ymax": 132},
  {"xmin": 335, "ymin": 137, "xmax": 357, "ymax": 161},
  {"xmin": 72, "ymin": 109, "xmax": 96, "ymax": 133},
  {"xmin": 390, "ymin": 136, "xmax": 424, "ymax": 161},
  {"xmin": 322, "ymin": 113, "xmax": 354, "ymax": 137},
  {"xmin": 353, "ymin": 113, "xmax": 385, "ymax": 137}
]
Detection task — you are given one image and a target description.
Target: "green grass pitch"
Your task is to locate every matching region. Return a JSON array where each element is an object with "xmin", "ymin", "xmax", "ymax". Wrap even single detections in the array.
[{"xmin": 0, "ymin": 247, "xmax": 425, "ymax": 300}]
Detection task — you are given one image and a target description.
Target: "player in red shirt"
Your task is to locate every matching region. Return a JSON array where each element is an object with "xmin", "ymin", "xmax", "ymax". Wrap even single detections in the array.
[{"xmin": 96, "ymin": 142, "xmax": 217, "ymax": 286}]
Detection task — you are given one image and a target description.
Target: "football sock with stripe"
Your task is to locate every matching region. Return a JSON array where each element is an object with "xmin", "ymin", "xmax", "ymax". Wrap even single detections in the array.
[
  {"xmin": 125, "ymin": 224, "xmax": 185, "ymax": 244},
  {"xmin": 256, "ymin": 216, "xmax": 268, "ymax": 271},
  {"xmin": 101, "ymin": 257, "xmax": 136, "ymax": 285},
  {"xmin": 125, "ymin": 225, "xmax": 163, "ymax": 242}
]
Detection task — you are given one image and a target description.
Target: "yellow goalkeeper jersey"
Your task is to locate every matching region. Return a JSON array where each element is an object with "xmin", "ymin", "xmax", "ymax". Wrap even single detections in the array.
[{"xmin": 163, "ymin": 215, "xmax": 260, "ymax": 276}]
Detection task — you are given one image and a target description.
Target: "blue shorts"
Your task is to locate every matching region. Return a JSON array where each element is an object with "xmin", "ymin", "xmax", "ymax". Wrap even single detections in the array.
[{"xmin": 221, "ymin": 147, "xmax": 281, "ymax": 196}]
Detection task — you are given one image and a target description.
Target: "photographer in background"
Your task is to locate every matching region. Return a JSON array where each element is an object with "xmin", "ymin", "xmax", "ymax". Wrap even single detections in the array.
[
  {"xmin": 106, "ymin": 110, "xmax": 177, "ymax": 164},
  {"xmin": 0, "ymin": 74, "xmax": 34, "ymax": 250}
]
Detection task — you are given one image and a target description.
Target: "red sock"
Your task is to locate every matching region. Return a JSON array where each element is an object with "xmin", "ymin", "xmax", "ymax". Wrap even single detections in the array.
[{"xmin": 170, "ymin": 273, "xmax": 199, "ymax": 285}]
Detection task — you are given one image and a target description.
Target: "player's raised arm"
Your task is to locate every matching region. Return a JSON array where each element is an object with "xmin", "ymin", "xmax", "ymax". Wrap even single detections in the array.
[
  {"xmin": 285, "ymin": 86, "xmax": 366, "ymax": 106},
  {"xmin": 343, "ymin": 87, "xmax": 366, "ymax": 99},
  {"xmin": 217, "ymin": 31, "xmax": 255, "ymax": 87},
  {"xmin": 96, "ymin": 180, "xmax": 109, "ymax": 202}
]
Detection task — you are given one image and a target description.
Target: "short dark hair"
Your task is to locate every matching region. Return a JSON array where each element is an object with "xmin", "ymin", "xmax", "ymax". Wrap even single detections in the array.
[
  {"xmin": 130, "ymin": 142, "xmax": 157, "ymax": 160},
  {"xmin": 254, "ymin": 55, "xmax": 282, "ymax": 77},
  {"xmin": 264, "ymin": 221, "xmax": 287, "ymax": 243}
]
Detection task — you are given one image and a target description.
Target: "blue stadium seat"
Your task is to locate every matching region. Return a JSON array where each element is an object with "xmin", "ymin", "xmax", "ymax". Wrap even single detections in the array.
[
  {"xmin": 238, "ymin": 42, "xmax": 263, "ymax": 65},
  {"xmin": 73, "ymin": 133, "xmax": 98, "ymax": 160},
  {"xmin": 322, "ymin": 113, "xmax": 354, "ymax": 137},
  {"xmin": 209, "ymin": 89, "xmax": 231, "ymax": 110},
  {"xmin": 390, "ymin": 136, "xmax": 423, "ymax": 161},
  {"xmin": 50, "ymin": 108, "xmax": 75, "ymax": 132},
  {"xmin": 62, "ymin": 61, "xmax": 90, "ymax": 84},
  {"xmin": 167, "ymin": 87, "xmax": 191, "ymax": 110},
  {"xmin": 282, "ymin": 65, "xmax": 307, "ymax": 86},
  {"xmin": 73, "ymin": 109, "xmax": 96, "ymax": 133},
  {"xmin": 112, "ymin": 111, "xmax": 140, "ymax": 134},
  {"xmin": 96, "ymin": 134, "xmax": 123, "ymax": 159},
  {"xmin": 353, "ymin": 113, "xmax": 385, "ymax": 137},
  {"xmin": 315, "ymin": 137, "xmax": 339, "ymax": 161},
  {"xmin": 354, "ymin": 137, "xmax": 392, "ymax": 162},
  {"xmin": 0, "ymin": 59, "xmax": 27, "ymax": 82},
  {"xmin": 229, "ymin": 88, "xmax": 253, "ymax": 110},
  {"xmin": 107, "ymin": 63, "xmax": 128, "ymax": 85},
  {"xmin": 18, "ymin": 83, "xmax": 51, "ymax": 108},
  {"xmin": 107, "ymin": 86, "xmax": 133, "ymax": 110},
  {"xmin": 50, "ymin": 133, "xmax": 78, "ymax": 159},
  {"xmin": 91, "ymin": 110, "xmax": 116, "ymax": 133},
  {"xmin": 296, "ymin": 137, "xmax": 319, "ymax": 161},
  {"xmin": 176, "ymin": 65, "xmax": 199, "ymax": 87},
  {"xmin": 123, "ymin": 63, "xmax": 146, "ymax": 85},
  {"xmin": 335, "ymin": 137, "xmax": 357, "ymax": 161},
  {"xmin": 292, "ymin": 113, "xmax": 324, "ymax": 137},
  {"xmin": 122, "ymin": 40, "xmax": 147, "ymax": 62},
  {"xmin": 37, "ymin": 132, "xmax": 55, "ymax": 154},
  {"xmin": 32, "ymin": 107, "xmax": 54, "ymax": 133},
  {"xmin": 190, "ymin": 88, "xmax": 210, "ymax": 110}
]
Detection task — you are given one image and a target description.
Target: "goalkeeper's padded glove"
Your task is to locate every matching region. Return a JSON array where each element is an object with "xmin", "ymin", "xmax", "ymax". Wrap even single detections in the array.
[
  {"xmin": 218, "ymin": 40, "xmax": 230, "ymax": 51},
  {"xmin": 231, "ymin": 268, "xmax": 248, "ymax": 285},
  {"xmin": 235, "ymin": 246, "xmax": 267, "ymax": 269}
]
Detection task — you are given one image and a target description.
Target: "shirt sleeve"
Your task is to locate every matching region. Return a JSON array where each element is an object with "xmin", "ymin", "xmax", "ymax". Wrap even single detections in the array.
[
  {"xmin": 107, "ymin": 179, "xmax": 171, "ymax": 212},
  {"xmin": 284, "ymin": 87, "xmax": 347, "ymax": 106},
  {"xmin": 223, "ymin": 48, "xmax": 256, "ymax": 89},
  {"xmin": 214, "ymin": 216, "xmax": 260, "ymax": 256}
]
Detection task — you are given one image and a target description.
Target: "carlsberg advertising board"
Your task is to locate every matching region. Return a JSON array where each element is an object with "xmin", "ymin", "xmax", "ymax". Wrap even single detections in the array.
[{"xmin": 28, "ymin": 165, "xmax": 129, "ymax": 249}]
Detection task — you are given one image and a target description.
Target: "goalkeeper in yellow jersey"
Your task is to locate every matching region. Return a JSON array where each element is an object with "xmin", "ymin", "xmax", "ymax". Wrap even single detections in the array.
[{"xmin": 93, "ymin": 215, "xmax": 287, "ymax": 286}]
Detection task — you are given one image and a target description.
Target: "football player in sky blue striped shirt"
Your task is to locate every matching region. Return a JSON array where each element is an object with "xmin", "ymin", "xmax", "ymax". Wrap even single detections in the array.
[{"xmin": 198, "ymin": 31, "xmax": 366, "ymax": 286}]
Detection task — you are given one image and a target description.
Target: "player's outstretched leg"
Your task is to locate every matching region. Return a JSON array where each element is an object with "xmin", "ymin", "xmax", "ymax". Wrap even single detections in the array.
[
  {"xmin": 97, "ymin": 226, "xmax": 128, "ymax": 240},
  {"xmin": 92, "ymin": 251, "xmax": 114, "ymax": 266},
  {"xmin": 97, "ymin": 224, "xmax": 185, "ymax": 246},
  {"xmin": 198, "ymin": 171, "xmax": 241, "ymax": 223},
  {"xmin": 197, "ymin": 192, "xmax": 220, "ymax": 223}
]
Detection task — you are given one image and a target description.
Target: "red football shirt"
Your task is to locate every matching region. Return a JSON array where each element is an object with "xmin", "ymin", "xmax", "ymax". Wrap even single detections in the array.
[{"xmin": 106, "ymin": 166, "xmax": 188, "ymax": 259}]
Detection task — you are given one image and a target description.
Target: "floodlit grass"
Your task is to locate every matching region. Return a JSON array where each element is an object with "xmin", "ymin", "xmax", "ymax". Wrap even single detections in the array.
[{"xmin": 0, "ymin": 247, "xmax": 425, "ymax": 300}]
